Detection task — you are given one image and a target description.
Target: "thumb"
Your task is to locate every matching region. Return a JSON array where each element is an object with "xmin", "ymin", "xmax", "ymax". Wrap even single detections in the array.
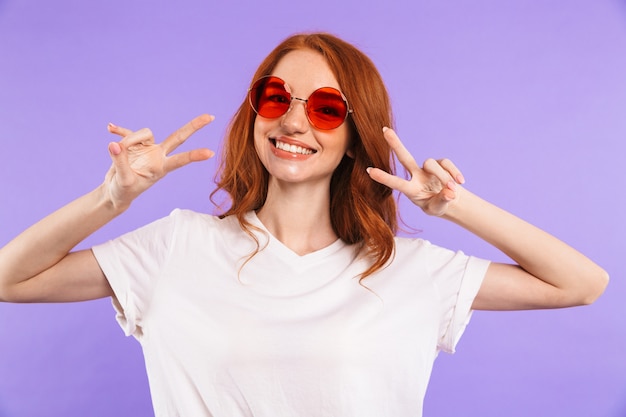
[
  {"xmin": 108, "ymin": 141, "xmax": 135, "ymax": 187},
  {"xmin": 108, "ymin": 141, "xmax": 122, "ymax": 156}
]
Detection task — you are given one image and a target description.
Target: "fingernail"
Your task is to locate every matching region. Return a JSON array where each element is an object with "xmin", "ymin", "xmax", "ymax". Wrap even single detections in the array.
[
  {"xmin": 108, "ymin": 142, "xmax": 121, "ymax": 155},
  {"xmin": 447, "ymin": 180, "xmax": 457, "ymax": 190},
  {"xmin": 108, "ymin": 122, "xmax": 117, "ymax": 130},
  {"xmin": 366, "ymin": 167, "xmax": 373, "ymax": 174},
  {"xmin": 382, "ymin": 127, "xmax": 389, "ymax": 133},
  {"xmin": 456, "ymin": 174, "xmax": 465, "ymax": 184}
]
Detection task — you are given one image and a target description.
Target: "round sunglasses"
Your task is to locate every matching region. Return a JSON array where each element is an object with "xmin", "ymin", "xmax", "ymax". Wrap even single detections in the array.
[{"xmin": 248, "ymin": 75, "xmax": 353, "ymax": 130}]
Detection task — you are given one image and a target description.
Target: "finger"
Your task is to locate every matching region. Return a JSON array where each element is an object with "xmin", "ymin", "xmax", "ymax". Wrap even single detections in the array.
[
  {"xmin": 423, "ymin": 158, "xmax": 459, "ymax": 202},
  {"xmin": 120, "ymin": 128, "xmax": 155, "ymax": 148},
  {"xmin": 423, "ymin": 158, "xmax": 456, "ymax": 188},
  {"xmin": 366, "ymin": 167, "xmax": 410, "ymax": 193},
  {"xmin": 107, "ymin": 122, "xmax": 134, "ymax": 138},
  {"xmin": 439, "ymin": 158, "xmax": 465, "ymax": 184},
  {"xmin": 107, "ymin": 142, "xmax": 135, "ymax": 186},
  {"xmin": 164, "ymin": 148, "xmax": 215, "ymax": 173},
  {"xmin": 382, "ymin": 127, "xmax": 421, "ymax": 173},
  {"xmin": 162, "ymin": 114, "xmax": 215, "ymax": 155}
]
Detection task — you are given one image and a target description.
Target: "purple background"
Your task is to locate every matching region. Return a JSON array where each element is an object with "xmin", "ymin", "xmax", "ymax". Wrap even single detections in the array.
[{"xmin": 1, "ymin": 1, "xmax": 625, "ymax": 416}]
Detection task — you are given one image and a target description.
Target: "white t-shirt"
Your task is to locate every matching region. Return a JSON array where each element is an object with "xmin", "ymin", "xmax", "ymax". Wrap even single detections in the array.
[{"xmin": 92, "ymin": 209, "xmax": 489, "ymax": 417}]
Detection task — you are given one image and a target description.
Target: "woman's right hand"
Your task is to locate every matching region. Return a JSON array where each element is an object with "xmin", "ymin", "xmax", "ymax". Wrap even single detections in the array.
[
  {"xmin": 0, "ymin": 114, "xmax": 215, "ymax": 303},
  {"xmin": 104, "ymin": 114, "xmax": 215, "ymax": 210}
]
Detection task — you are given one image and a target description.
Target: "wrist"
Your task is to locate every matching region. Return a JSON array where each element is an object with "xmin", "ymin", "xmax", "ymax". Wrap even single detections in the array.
[{"xmin": 95, "ymin": 183, "xmax": 131, "ymax": 215}]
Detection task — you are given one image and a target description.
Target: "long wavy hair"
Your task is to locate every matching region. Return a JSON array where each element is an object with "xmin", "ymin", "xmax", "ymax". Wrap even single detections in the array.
[{"xmin": 212, "ymin": 32, "xmax": 398, "ymax": 279}]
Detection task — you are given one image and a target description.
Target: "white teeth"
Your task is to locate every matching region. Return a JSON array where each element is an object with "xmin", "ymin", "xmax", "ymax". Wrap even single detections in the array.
[{"xmin": 275, "ymin": 140, "xmax": 314, "ymax": 155}]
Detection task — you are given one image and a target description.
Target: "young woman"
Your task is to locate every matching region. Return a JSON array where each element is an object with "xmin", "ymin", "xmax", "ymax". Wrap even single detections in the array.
[{"xmin": 0, "ymin": 33, "xmax": 608, "ymax": 416}]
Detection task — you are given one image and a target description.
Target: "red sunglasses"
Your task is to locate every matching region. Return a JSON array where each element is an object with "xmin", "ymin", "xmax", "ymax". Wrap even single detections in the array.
[{"xmin": 248, "ymin": 75, "xmax": 353, "ymax": 130}]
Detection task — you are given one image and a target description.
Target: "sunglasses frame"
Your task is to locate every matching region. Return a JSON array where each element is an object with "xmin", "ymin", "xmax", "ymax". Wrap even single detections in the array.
[{"xmin": 248, "ymin": 75, "xmax": 353, "ymax": 130}]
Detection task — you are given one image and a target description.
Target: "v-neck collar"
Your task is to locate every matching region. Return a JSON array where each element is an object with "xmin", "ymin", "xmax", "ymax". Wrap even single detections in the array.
[{"xmin": 245, "ymin": 211, "xmax": 347, "ymax": 266}]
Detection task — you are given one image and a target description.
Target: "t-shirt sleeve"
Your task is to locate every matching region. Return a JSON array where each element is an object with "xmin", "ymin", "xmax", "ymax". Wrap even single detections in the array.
[
  {"xmin": 428, "ymin": 244, "xmax": 490, "ymax": 354},
  {"xmin": 91, "ymin": 210, "xmax": 179, "ymax": 338}
]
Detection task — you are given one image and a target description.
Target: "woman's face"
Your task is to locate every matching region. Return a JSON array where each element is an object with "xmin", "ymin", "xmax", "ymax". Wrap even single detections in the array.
[{"xmin": 253, "ymin": 49, "xmax": 352, "ymax": 187}]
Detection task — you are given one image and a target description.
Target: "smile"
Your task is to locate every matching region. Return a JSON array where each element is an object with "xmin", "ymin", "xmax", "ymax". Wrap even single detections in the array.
[{"xmin": 273, "ymin": 139, "xmax": 316, "ymax": 155}]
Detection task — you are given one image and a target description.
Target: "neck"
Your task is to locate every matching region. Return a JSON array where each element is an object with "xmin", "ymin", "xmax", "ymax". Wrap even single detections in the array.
[{"xmin": 256, "ymin": 180, "xmax": 338, "ymax": 255}]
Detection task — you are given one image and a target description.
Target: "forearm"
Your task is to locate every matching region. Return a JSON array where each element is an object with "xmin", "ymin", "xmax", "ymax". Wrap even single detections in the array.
[
  {"xmin": 0, "ymin": 183, "xmax": 125, "ymax": 293},
  {"xmin": 443, "ymin": 187, "xmax": 609, "ymax": 305}
]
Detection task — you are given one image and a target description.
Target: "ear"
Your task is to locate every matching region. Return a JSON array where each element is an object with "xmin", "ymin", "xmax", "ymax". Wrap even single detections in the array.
[{"xmin": 346, "ymin": 148, "xmax": 355, "ymax": 159}]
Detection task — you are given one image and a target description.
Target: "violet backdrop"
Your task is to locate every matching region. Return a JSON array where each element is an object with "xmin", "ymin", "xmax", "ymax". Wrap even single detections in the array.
[{"xmin": 1, "ymin": 1, "xmax": 625, "ymax": 416}]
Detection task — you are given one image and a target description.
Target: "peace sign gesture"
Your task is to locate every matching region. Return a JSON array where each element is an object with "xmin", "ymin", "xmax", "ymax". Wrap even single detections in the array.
[
  {"xmin": 104, "ymin": 114, "xmax": 215, "ymax": 210},
  {"xmin": 367, "ymin": 127, "xmax": 465, "ymax": 217}
]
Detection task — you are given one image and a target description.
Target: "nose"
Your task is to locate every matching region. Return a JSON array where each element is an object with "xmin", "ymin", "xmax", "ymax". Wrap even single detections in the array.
[{"xmin": 280, "ymin": 97, "xmax": 309, "ymax": 133}]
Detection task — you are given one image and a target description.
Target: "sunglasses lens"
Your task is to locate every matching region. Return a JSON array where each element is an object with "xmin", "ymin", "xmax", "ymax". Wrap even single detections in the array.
[
  {"xmin": 249, "ymin": 76, "xmax": 291, "ymax": 118},
  {"xmin": 306, "ymin": 88, "xmax": 348, "ymax": 130}
]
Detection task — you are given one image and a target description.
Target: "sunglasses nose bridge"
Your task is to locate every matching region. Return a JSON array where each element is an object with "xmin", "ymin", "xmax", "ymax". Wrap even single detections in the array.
[
  {"xmin": 285, "ymin": 95, "xmax": 308, "ymax": 115},
  {"xmin": 281, "ymin": 95, "xmax": 310, "ymax": 131},
  {"xmin": 289, "ymin": 96, "xmax": 308, "ymax": 110}
]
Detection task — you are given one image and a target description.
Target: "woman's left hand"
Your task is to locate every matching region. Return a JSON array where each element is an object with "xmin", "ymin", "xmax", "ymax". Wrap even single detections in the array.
[{"xmin": 366, "ymin": 127, "xmax": 464, "ymax": 217}]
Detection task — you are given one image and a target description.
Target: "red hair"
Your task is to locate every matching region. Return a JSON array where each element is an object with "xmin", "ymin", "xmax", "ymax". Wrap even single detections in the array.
[{"xmin": 212, "ymin": 33, "xmax": 397, "ymax": 279}]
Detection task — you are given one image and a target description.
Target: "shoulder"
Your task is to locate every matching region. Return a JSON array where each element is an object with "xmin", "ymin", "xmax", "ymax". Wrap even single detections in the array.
[
  {"xmin": 167, "ymin": 208, "xmax": 218, "ymax": 224},
  {"xmin": 392, "ymin": 236, "xmax": 488, "ymax": 276},
  {"xmin": 166, "ymin": 209, "xmax": 237, "ymax": 232},
  {"xmin": 110, "ymin": 209, "xmax": 242, "ymax": 250},
  {"xmin": 165, "ymin": 209, "xmax": 253, "ymax": 247},
  {"xmin": 393, "ymin": 236, "xmax": 455, "ymax": 260}
]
